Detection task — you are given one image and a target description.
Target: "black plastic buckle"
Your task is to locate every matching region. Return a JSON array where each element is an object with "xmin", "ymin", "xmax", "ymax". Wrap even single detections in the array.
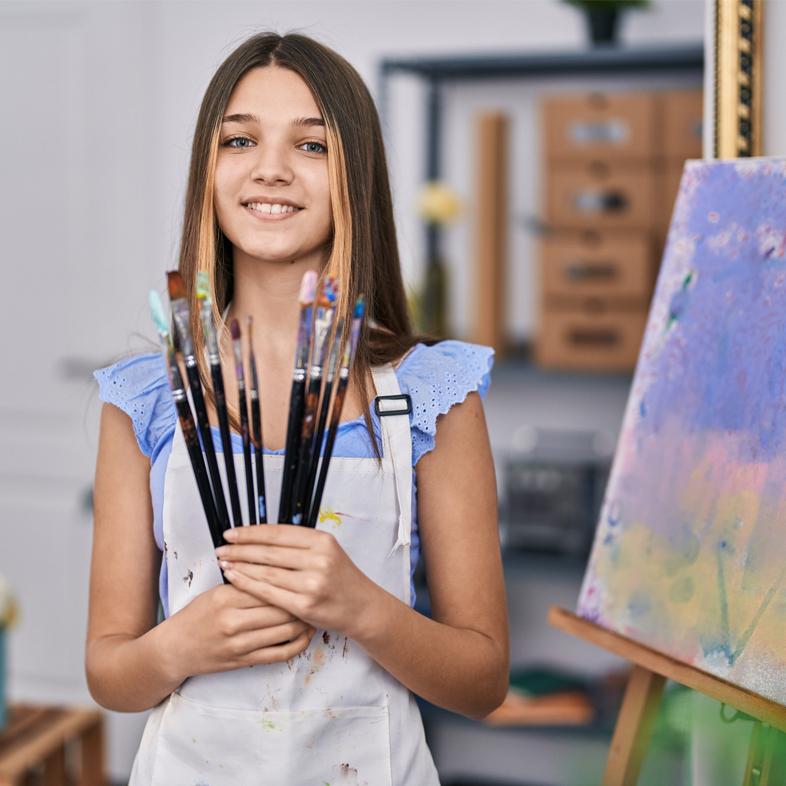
[{"xmin": 374, "ymin": 393, "xmax": 412, "ymax": 417}]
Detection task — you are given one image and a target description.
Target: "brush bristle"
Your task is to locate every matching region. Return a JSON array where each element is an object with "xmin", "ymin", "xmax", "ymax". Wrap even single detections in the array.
[
  {"xmin": 196, "ymin": 271, "xmax": 210, "ymax": 300},
  {"xmin": 354, "ymin": 295, "xmax": 365, "ymax": 318},
  {"xmin": 299, "ymin": 270, "xmax": 318, "ymax": 303},
  {"xmin": 167, "ymin": 271, "xmax": 186, "ymax": 301},
  {"xmin": 230, "ymin": 317, "xmax": 241, "ymax": 341},
  {"xmin": 148, "ymin": 290, "xmax": 169, "ymax": 336}
]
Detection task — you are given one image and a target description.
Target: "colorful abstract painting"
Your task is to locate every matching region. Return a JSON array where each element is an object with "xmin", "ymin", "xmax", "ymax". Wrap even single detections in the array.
[{"xmin": 578, "ymin": 158, "xmax": 786, "ymax": 704}]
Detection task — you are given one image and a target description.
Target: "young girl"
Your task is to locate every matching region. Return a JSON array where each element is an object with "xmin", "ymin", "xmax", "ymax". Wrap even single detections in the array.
[{"xmin": 87, "ymin": 31, "xmax": 508, "ymax": 786}]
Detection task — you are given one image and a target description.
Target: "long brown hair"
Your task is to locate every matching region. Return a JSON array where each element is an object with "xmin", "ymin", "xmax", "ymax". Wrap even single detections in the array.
[{"xmin": 178, "ymin": 32, "xmax": 423, "ymax": 451}]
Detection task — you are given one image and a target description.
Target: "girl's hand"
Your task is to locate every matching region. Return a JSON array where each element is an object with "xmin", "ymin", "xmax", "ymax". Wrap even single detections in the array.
[
  {"xmin": 162, "ymin": 582, "xmax": 316, "ymax": 681},
  {"xmin": 214, "ymin": 525, "xmax": 378, "ymax": 638}
]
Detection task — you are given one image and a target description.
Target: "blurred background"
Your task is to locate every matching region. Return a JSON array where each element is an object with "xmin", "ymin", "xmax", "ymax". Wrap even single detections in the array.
[{"xmin": 1, "ymin": 1, "xmax": 786, "ymax": 784}]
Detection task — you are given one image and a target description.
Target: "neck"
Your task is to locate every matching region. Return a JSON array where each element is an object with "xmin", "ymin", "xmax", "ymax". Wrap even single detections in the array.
[{"xmin": 225, "ymin": 246, "xmax": 328, "ymax": 356}]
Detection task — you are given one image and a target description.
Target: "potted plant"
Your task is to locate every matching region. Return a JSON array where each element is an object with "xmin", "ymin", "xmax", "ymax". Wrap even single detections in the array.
[
  {"xmin": 563, "ymin": 0, "xmax": 651, "ymax": 46},
  {"xmin": 0, "ymin": 575, "xmax": 19, "ymax": 730}
]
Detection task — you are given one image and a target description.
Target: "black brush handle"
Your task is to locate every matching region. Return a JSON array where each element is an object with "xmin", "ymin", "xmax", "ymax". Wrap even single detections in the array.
[
  {"xmin": 251, "ymin": 397, "xmax": 267, "ymax": 523},
  {"xmin": 175, "ymin": 399, "xmax": 229, "ymax": 583},
  {"xmin": 211, "ymin": 363, "xmax": 243, "ymax": 527},
  {"xmin": 184, "ymin": 363, "xmax": 230, "ymax": 529},
  {"xmin": 306, "ymin": 380, "xmax": 348, "ymax": 528},
  {"xmin": 238, "ymin": 382, "xmax": 256, "ymax": 525},
  {"xmin": 302, "ymin": 377, "xmax": 335, "ymax": 525},
  {"xmin": 279, "ymin": 380, "xmax": 305, "ymax": 523},
  {"xmin": 291, "ymin": 377, "xmax": 322, "ymax": 525}
]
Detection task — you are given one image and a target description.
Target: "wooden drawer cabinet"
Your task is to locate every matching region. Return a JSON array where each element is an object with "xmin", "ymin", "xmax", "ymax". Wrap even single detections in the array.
[
  {"xmin": 546, "ymin": 162, "xmax": 655, "ymax": 231},
  {"xmin": 536, "ymin": 304, "xmax": 648, "ymax": 372},
  {"xmin": 541, "ymin": 235, "xmax": 654, "ymax": 300},
  {"xmin": 660, "ymin": 90, "xmax": 703, "ymax": 160},
  {"xmin": 543, "ymin": 93, "xmax": 656, "ymax": 162}
]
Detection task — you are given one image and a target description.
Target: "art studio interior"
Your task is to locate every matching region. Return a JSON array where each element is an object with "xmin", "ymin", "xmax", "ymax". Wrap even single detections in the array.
[{"xmin": 2, "ymin": 0, "xmax": 785, "ymax": 785}]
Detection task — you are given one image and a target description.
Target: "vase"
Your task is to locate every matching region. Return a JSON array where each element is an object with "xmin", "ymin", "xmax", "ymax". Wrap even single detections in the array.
[{"xmin": 585, "ymin": 6, "xmax": 620, "ymax": 45}]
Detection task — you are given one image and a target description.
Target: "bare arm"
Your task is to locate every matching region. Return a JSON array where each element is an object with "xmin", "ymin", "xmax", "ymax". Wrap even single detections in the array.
[
  {"xmin": 85, "ymin": 403, "xmax": 183, "ymax": 712},
  {"xmin": 217, "ymin": 391, "xmax": 509, "ymax": 719}
]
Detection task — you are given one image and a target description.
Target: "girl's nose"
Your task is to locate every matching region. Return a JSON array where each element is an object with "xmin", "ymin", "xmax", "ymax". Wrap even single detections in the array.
[{"xmin": 249, "ymin": 145, "xmax": 293, "ymax": 185}]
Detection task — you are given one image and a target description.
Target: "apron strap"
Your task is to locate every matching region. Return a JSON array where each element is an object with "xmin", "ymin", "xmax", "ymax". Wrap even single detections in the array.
[{"xmin": 370, "ymin": 364, "xmax": 413, "ymax": 551}]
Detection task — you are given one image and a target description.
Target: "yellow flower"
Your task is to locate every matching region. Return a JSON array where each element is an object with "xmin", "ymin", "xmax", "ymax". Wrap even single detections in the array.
[{"xmin": 416, "ymin": 182, "xmax": 462, "ymax": 224}]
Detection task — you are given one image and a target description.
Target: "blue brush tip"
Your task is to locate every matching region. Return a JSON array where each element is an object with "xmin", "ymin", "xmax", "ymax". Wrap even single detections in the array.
[
  {"xmin": 149, "ymin": 290, "xmax": 169, "ymax": 336},
  {"xmin": 353, "ymin": 295, "xmax": 365, "ymax": 318}
]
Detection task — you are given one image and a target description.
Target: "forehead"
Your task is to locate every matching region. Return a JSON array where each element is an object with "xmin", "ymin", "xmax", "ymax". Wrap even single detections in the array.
[{"xmin": 225, "ymin": 65, "xmax": 321, "ymax": 119}]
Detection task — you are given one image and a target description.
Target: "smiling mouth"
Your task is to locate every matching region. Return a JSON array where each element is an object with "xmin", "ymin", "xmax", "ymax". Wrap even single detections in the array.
[{"xmin": 243, "ymin": 201, "xmax": 302, "ymax": 218}]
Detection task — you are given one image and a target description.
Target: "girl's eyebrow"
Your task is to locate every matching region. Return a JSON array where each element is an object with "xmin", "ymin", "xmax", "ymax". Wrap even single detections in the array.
[{"xmin": 221, "ymin": 112, "xmax": 325, "ymax": 128}]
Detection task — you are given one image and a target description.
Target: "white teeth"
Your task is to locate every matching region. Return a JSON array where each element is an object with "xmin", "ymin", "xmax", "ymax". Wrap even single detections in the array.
[{"xmin": 246, "ymin": 202, "xmax": 299, "ymax": 214}]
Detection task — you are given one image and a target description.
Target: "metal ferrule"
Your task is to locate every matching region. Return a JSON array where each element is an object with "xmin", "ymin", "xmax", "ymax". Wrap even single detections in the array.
[
  {"xmin": 199, "ymin": 300, "xmax": 220, "ymax": 363},
  {"xmin": 171, "ymin": 300, "xmax": 196, "ymax": 359}
]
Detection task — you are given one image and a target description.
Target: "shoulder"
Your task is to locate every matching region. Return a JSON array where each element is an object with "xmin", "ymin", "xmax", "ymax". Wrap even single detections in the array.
[
  {"xmin": 394, "ymin": 339, "xmax": 495, "ymax": 465},
  {"xmin": 93, "ymin": 352, "xmax": 175, "ymax": 459}
]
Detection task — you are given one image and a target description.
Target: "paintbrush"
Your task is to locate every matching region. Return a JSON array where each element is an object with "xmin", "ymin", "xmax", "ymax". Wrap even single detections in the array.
[
  {"xmin": 291, "ymin": 278, "xmax": 338, "ymax": 525},
  {"xmin": 306, "ymin": 296, "xmax": 365, "ymax": 528},
  {"xmin": 168, "ymin": 272, "xmax": 230, "ymax": 532},
  {"xmin": 301, "ymin": 316, "xmax": 345, "ymax": 524},
  {"xmin": 149, "ymin": 291, "xmax": 228, "ymax": 575},
  {"xmin": 196, "ymin": 273, "xmax": 243, "ymax": 529},
  {"xmin": 230, "ymin": 318, "xmax": 254, "ymax": 525},
  {"xmin": 278, "ymin": 270, "xmax": 318, "ymax": 523},
  {"xmin": 246, "ymin": 316, "xmax": 267, "ymax": 524}
]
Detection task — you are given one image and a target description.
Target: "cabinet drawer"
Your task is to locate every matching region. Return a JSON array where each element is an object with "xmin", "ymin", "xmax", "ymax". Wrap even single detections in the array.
[
  {"xmin": 543, "ymin": 92, "xmax": 656, "ymax": 162},
  {"xmin": 536, "ymin": 305, "xmax": 648, "ymax": 372},
  {"xmin": 659, "ymin": 89, "xmax": 703, "ymax": 160},
  {"xmin": 546, "ymin": 163, "xmax": 655, "ymax": 230},
  {"xmin": 541, "ymin": 235, "xmax": 654, "ymax": 300}
]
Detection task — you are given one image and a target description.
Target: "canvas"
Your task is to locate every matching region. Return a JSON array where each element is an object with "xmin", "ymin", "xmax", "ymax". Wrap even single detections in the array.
[{"xmin": 578, "ymin": 157, "xmax": 786, "ymax": 704}]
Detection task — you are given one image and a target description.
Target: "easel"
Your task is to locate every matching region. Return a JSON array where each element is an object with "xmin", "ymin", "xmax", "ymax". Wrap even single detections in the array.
[{"xmin": 549, "ymin": 607, "xmax": 786, "ymax": 785}]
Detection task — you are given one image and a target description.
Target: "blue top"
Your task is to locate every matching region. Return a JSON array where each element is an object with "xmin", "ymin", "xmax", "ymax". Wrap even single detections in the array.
[{"xmin": 94, "ymin": 340, "xmax": 494, "ymax": 616}]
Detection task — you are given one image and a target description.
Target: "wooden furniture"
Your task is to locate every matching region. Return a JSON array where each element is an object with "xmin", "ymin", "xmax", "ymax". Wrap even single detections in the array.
[
  {"xmin": 0, "ymin": 704, "xmax": 105, "ymax": 786},
  {"xmin": 550, "ymin": 606, "xmax": 786, "ymax": 785},
  {"xmin": 537, "ymin": 88, "xmax": 703, "ymax": 371}
]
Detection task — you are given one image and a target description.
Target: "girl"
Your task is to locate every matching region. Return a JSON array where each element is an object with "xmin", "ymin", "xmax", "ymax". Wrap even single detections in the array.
[{"xmin": 87, "ymin": 31, "xmax": 508, "ymax": 786}]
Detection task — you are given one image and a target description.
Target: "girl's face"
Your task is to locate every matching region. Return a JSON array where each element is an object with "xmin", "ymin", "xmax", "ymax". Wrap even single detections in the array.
[{"xmin": 214, "ymin": 65, "xmax": 332, "ymax": 267}]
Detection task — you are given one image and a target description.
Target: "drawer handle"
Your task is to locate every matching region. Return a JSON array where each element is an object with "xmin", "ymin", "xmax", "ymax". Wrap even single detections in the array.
[
  {"xmin": 565, "ymin": 262, "xmax": 618, "ymax": 282},
  {"xmin": 568, "ymin": 328, "xmax": 620, "ymax": 347},
  {"xmin": 572, "ymin": 189, "xmax": 628, "ymax": 214},
  {"xmin": 568, "ymin": 119, "xmax": 629, "ymax": 145}
]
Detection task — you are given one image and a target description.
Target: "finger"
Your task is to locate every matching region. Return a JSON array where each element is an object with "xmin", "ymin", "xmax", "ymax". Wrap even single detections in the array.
[
  {"xmin": 215, "ymin": 543, "xmax": 310, "ymax": 570},
  {"xmin": 232, "ymin": 620, "xmax": 311, "ymax": 655},
  {"xmin": 224, "ymin": 568, "xmax": 305, "ymax": 614},
  {"xmin": 223, "ymin": 523, "xmax": 321, "ymax": 549},
  {"xmin": 224, "ymin": 562, "xmax": 305, "ymax": 594},
  {"xmin": 233, "ymin": 603, "xmax": 298, "ymax": 631},
  {"xmin": 242, "ymin": 629, "xmax": 313, "ymax": 667}
]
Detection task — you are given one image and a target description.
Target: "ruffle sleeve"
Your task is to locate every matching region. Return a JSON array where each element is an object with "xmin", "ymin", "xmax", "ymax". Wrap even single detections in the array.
[
  {"xmin": 93, "ymin": 352, "xmax": 176, "ymax": 459},
  {"xmin": 396, "ymin": 339, "xmax": 495, "ymax": 466}
]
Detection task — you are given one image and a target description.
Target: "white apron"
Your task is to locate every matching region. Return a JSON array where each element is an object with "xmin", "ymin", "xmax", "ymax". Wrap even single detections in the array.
[{"xmin": 129, "ymin": 363, "xmax": 441, "ymax": 786}]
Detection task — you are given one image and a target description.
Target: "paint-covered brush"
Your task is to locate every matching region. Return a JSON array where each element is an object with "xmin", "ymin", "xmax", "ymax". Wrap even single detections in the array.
[
  {"xmin": 279, "ymin": 270, "xmax": 318, "ymax": 524},
  {"xmin": 149, "ymin": 291, "xmax": 228, "ymax": 574},
  {"xmin": 291, "ymin": 277, "xmax": 338, "ymax": 525},
  {"xmin": 247, "ymin": 315, "xmax": 267, "ymax": 524},
  {"xmin": 307, "ymin": 295, "xmax": 365, "ymax": 527},
  {"xmin": 197, "ymin": 272, "xmax": 242, "ymax": 529},
  {"xmin": 230, "ymin": 318, "xmax": 254, "ymax": 525},
  {"xmin": 301, "ymin": 315, "xmax": 345, "ymax": 524},
  {"xmin": 168, "ymin": 272, "xmax": 230, "ymax": 533}
]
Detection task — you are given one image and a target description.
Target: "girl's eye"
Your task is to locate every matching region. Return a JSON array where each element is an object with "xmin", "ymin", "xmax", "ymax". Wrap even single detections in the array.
[
  {"xmin": 300, "ymin": 141, "xmax": 327, "ymax": 154},
  {"xmin": 223, "ymin": 136, "xmax": 254, "ymax": 149}
]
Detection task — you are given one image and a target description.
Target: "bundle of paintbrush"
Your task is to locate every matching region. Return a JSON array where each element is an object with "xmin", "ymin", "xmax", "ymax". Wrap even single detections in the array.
[
  {"xmin": 149, "ymin": 268, "xmax": 365, "ymax": 539},
  {"xmin": 279, "ymin": 273, "xmax": 366, "ymax": 527},
  {"xmin": 148, "ymin": 272, "xmax": 268, "ymax": 561}
]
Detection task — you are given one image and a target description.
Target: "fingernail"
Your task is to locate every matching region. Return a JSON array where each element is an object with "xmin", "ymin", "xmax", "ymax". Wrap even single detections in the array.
[
  {"xmin": 219, "ymin": 560, "xmax": 233, "ymax": 570},
  {"xmin": 215, "ymin": 546, "xmax": 228, "ymax": 556},
  {"xmin": 224, "ymin": 529, "xmax": 238, "ymax": 541}
]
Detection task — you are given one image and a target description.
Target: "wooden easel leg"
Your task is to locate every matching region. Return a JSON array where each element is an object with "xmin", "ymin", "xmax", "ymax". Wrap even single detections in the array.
[{"xmin": 603, "ymin": 665, "xmax": 666, "ymax": 786}]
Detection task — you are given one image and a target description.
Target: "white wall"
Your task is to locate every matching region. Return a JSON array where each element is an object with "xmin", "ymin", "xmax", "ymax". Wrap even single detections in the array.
[{"xmin": 765, "ymin": 0, "xmax": 786, "ymax": 155}]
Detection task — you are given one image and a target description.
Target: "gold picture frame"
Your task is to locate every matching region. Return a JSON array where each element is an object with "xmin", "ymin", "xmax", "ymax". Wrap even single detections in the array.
[{"xmin": 713, "ymin": 0, "xmax": 763, "ymax": 158}]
